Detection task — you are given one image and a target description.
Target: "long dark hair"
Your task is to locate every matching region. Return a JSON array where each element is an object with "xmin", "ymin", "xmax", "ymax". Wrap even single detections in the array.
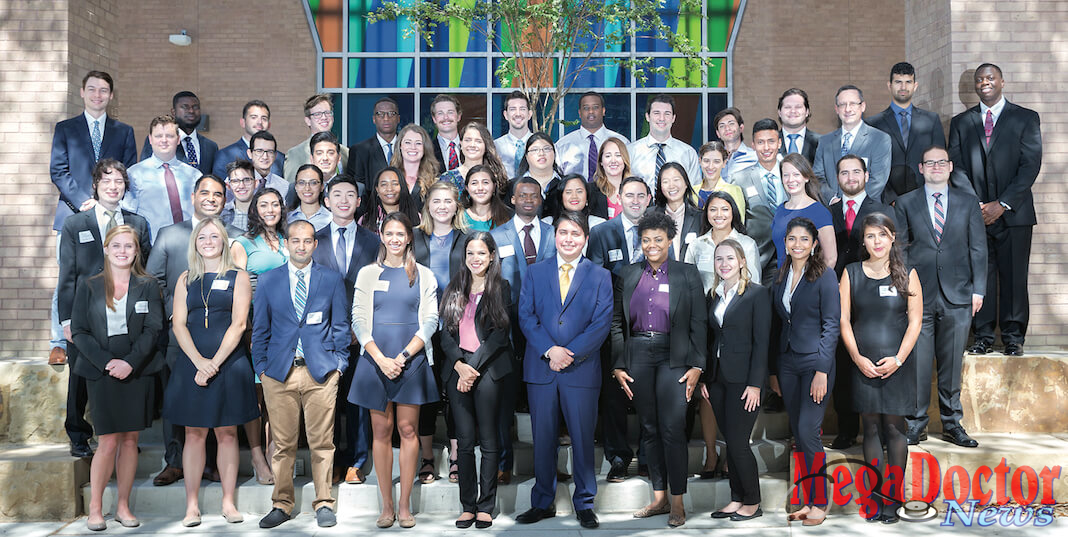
[
  {"xmin": 245, "ymin": 187, "xmax": 286, "ymax": 241},
  {"xmin": 780, "ymin": 153, "xmax": 824, "ymax": 205},
  {"xmin": 439, "ymin": 232, "xmax": 510, "ymax": 333},
  {"xmin": 459, "ymin": 164, "xmax": 512, "ymax": 227},
  {"xmin": 547, "ymin": 174, "xmax": 592, "ymax": 224},
  {"xmin": 776, "ymin": 217, "xmax": 826, "ymax": 283},
  {"xmin": 365, "ymin": 166, "xmax": 420, "ymax": 233},
  {"xmin": 653, "ymin": 162, "xmax": 697, "ymax": 209},
  {"xmin": 516, "ymin": 132, "xmax": 562, "ymax": 178},
  {"xmin": 858, "ymin": 212, "xmax": 912, "ymax": 296},
  {"xmin": 699, "ymin": 190, "xmax": 747, "ymax": 235}
]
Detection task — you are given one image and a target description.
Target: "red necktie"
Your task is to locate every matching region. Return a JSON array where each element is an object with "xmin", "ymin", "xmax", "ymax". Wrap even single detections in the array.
[
  {"xmin": 984, "ymin": 110, "xmax": 994, "ymax": 146},
  {"xmin": 163, "ymin": 163, "xmax": 184, "ymax": 224},
  {"xmin": 845, "ymin": 200, "xmax": 857, "ymax": 233},
  {"xmin": 522, "ymin": 223, "xmax": 536, "ymax": 265},
  {"xmin": 448, "ymin": 141, "xmax": 459, "ymax": 170}
]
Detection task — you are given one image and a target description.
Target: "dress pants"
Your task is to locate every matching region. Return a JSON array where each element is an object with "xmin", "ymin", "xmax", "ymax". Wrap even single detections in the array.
[
  {"xmin": 707, "ymin": 378, "xmax": 761, "ymax": 505},
  {"xmin": 779, "ymin": 349, "xmax": 834, "ymax": 507},
  {"xmin": 628, "ymin": 334, "xmax": 689, "ymax": 495},
  {"xmin": 973, "ymin": 225, "xmax": 1031, "ymax": 346},
  {"xmin": 262, "ymin": 366, "xmax": 338, "ymax": 513},
  {"xmin": 908, "ymin": 290, "xmax": 970, "ymax": 433},
  {"xmin": 160, "ymin": 344, "xmax": 184, "ymax": 468},
  {"xmin": 599, "ymin": 342, "xmax": 633, "ymax": 466},
  {"xmin": 51, "ymin": 232, "xmax": 66, "ymax": 350},
  {"xmin": 498, "ymin": 322, "xmax": 526, "ymax": 473},
  {"xmin": 64, "ymin": 346, "xmax": 93, "ymax": 446},
  {"xmin": 336, "ymin": 344, "xmax": 371, "ymax": 469},
  {"xmin": 418, "ymin": 332, "xmax": 454, "ymax": 439},
  {"xmin": 527, "ymin": 378, "xmax": 599, "ymax": 510},
  {"xmin": 447, "ymin": 353, "xmax": 502, "ymax": 514},
  {"xmin": 831, "ymin": 342, "xmax": 859, "ymax": 440}
]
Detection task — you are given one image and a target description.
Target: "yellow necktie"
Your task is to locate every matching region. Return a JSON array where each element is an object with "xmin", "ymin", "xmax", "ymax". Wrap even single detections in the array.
[{"xmin": 560, "ymin": 263, "xmax": 573, "ymax": 303}]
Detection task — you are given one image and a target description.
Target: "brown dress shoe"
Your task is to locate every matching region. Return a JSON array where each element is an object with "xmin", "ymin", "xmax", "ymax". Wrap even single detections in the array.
[
  {"xmin": 497, "ymin": 470, "xmax": 512, "ymax": 484},
  {"xmin": 153, "ymin": 465, "xmax": 183, "ymax": 486},
  {"xmin": 344, "ymin": 466, "xmax": 365, "ymax": 484},
  {"xmin": 48, "ymin": 347, "xmax": 67, "ymax": 365}
]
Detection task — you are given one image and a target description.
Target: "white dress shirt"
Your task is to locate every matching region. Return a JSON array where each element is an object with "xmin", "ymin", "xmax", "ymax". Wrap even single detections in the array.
[
  {"xmin": 513, "ymin": 214, "xmax": 541, "ymax": 256},
  {"xmin": 122, "ymin": 155, "xmax": 200, "ymax": 242},
  {"xmin": 713, "ymin": 280, "xmax": 739, "ymax": 326},
  {"xmin": 841, "ymin": 191, "xmax": 867, "ymax": 217},
  {"xmin": 627, "ymin": 135, "xmax": 702, "ymax": 189},
  {"xmin": 840, "ymin": 123, "xmax": 863, "ymax": 152},
  {"xmin": 437, "ymin": 134, "xmax": 461, "ymax": 170},
  {"xmin": 783, "ymin": 266, "xmax": 805, "ymax": 315},
  {"xmin": 782, "ymin": 127, "xmax": 808, "ymax": 155},
  {"xmin": 924, "ymin": 185, "xmax": 948, "ymax": 231},
  {"xmin": 555, "ymin": 125, "xmax": 629, "ymax": 179},
  {"xmin": 494, "ymin": 131, "xmax": 532, "ymax": 179},
  {"xmin": 93, "ymin": 203, "xmax": 125, "ymax": 239},
  {"xmin": 622, "ymin": 215, "xmax": 640, "ymax": 263},
  {"xmin": 288, "ymin": 260, "xmax": 313, "ymax": 357},
  {"xmin": 84, "ymin": 110, "xmax": 107, "ymax": 140},
  {"xmin": 979, "ymin": 97, "xmax": 1006, "ymax": 128},
  {"xmin": 329, "ymin": 220, "xmax": 357, "ymax": 267},
  {"xmin": 180, "ymin": 129, "xmax": 202, "ymax": 163},
  {"xmin": 377, "ymin": 133, "xmax": 396, "ymax": 163},
  {"xmin": 106, "ymin": 293, "xmax": 129, "ymax": 337}
]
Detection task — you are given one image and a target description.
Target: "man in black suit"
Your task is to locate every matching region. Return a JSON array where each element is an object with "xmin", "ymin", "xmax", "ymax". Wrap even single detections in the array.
[
  {"xmin": 343, "ymin": 97, "xmax": 399, "ymax": 195},
  {"xmin": 866, "ymin": 63, "xmax": 947, "ymax": 204},
  {"xmin": 777, "ymin": 88, "xmax": 820, "ymax": 164},
  {"xmin": 949, "ymin": 63, "xmax": 1042, "ymax": 357},
  {"xmin": 310, "ymin": 175, "xmax": 380, "ymax": 485},
  {"xmin": 895, "ymin": 146, "xmax": 986, "ymax": 448},
  {"xmin": 212, "ymin": 100, "xmax": 284, "ymax": 178},
  {"xmin": 827, "ymin": 154, "xmax": 894, "ymax": 449},
  {"xmin": 585, "ymin": 176, "xmax": 651, "ymax": 481},
  {"xmin": 139, "ymin": 91, "xmax": 218, "ymax": 174}
]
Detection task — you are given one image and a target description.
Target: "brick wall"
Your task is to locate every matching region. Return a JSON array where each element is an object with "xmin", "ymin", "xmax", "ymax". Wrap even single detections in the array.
[{"xmin": 732, "ymin": 0, "xmax": 906, "ymax": 134}]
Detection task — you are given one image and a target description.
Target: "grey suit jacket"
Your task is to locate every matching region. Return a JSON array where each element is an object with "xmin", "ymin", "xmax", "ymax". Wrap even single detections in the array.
[
  {"xmin": 283, "ymin": 134, "xmax": 350, "ymax": 184},
  {"xmin": 812, "ymin": 122, "xmax": 892, "ymax": 203},
  {"xmin": 728, "ymin": 164, "xmax": 779, "ymax": 278}
]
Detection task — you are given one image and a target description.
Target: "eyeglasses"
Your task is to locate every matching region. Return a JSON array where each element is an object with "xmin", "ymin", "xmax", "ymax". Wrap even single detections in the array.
[
  {"xmin": 228, "ymin": 177, "xmax": 255, "ymax": 186},
  {"xmin": 296, "ymin": 180, "xmax": 322, "ymax": 188},
  {"xmin": 922, "ymin": 159, "xmax": 951, "ymax": 168},
  {"xmin": 307, "ymin": 111, "xmax": 332, "ymax": 120},
  {"xmin": 250, "ymin": 148, "xmax": 274, "ymax": 157},
  {"xmin": 836, "ymin": 101, "xmax": 863, "ymax": 109},
  {"xmin": 374, "ymin": 111, "xmax": 399, "ymax": 118},
  {"xmin": 527, "ymin": 145, "xmax": 554, "ymax": 155}
]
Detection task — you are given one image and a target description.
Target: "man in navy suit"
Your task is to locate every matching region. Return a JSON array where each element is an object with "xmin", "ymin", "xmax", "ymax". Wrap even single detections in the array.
[
  {"xmin": 777, "ymin": 88, "xmax": 821, "ymax": 164},
  {"xmin": 490, "ymin": 177, "xmax": 556, "ymax": 483},
  {"xmin": 515, "ymin": 211, "xmax": 613, "ymax": 529},
  {"xmin": 950, "ymin": 63, "xmax": 1042, "ymax": 357},
  {"xmin": 254, "ymin": 220, "xmax": 350, "ymax": 529},
  {"xmin": 139, "ymin": 91, "xmax": 218, "ymax": 174},
  {"xmin": 866, "ymin": 63, "xmax": 947, "ymax": 204},
  {"xmin": 48, "ymin": 70, "xmax": 137, "ymax": 367},
  {"xmin": 311, "ymin": 175, "xmax": 380, "ymax": 484},
  {"xmin": 212, "ymin": 100, "xmax": 284, "ymax": 179}
]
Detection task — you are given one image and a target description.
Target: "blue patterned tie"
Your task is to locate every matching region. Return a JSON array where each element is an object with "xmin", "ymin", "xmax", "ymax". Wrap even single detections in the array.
[
  {"xmin": 386, "ymin": 141, "xmax": 393, "ymax": 162},
  {"xmin": 765, "ymin": 172, "xmax": 781, "ymax": 206},
  {"xmin": 787, "ymin": 133, "xmax": 799, "ymax": 154},
  {"xmin": 516, "ymin": 139, "xmax": 525, "ymax": 175},
  {"xmin": 91, "ymin": 120, "xmax": 102, "ymax": 161},
  {"xmin": 629, "ymin": 227, "xmax": 643, "ymax": 263},
  {"xmin": 654, "ymin": 143, "xmax": 666, "ymax": 179},
  {"xmin": 840, "ymin": 132, "xmax": 852, "ymax": 157},
  {"xmin": 294, "ymin": 270, "xmax": 307, "ymax": 357},
  {"xmin": 183, "ymin": 136, "xmax": 198, "ymax": 168}
]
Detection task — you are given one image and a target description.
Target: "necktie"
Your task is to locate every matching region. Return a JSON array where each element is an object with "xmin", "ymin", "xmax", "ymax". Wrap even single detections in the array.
[
  {"xmin": 840, "ymin": 132, "xmax": 852, "ymax": 157},
  {"xmin": 162, "ymin": 163, "xmax": 185, "ymax": 224},
  {"xmin": 91, "ymin": 120, "xmax": 102, "ymax": 161},
  {"xmin": 104, "ymin": 209, "xmax": 117, "ymax": 233},
  {"xmin": 764, "ymin": 172, "xmax": 781, "ymax": 206},
  {"xmin": 294, "ymin": 270, "xmax": 307, "ymax": 357},
  {"xmin": 898, "ymin": 111, "xmax": 910, "ymax": 147},
  {"xmin": 448, "ymin": 141, "xmax": 459, "ymax": 170},
  {"xmin": 845, "ymin": 200, "xmax": 857, "ymax": 233},
  {"xmin": 629, "ymin": 226, "xmax": 643, "ymax": 263},
  {"xmin": 932, "ymin": 193, "xmax": 945, "ymax": 243},
  {"xmin": 335, "ymin": 227, "xmax": 348, "ymax": 275},
  {"xmin": 522, "ymin": 223, "xmax": 536, "ymax": 265},
  {"xmin": 787, "ymin": 133, "xmax": 800, "ymax": 154},
  {"xmin": 559, "ymin": 263, "xmax": 573, "ymax": 303},
  {"xmin": 386, "ymin": 142, "xmax": 394, "ymax": 162},
  {"xmin": 587, "ymin": 134, "xmax": 598, "ymax": 181},
  {"xmin": 515, "ymin": 139, "xmax": 525, "ymax": 175},
  {"xmin": 184, "ymin": 136, "xmax": 199, "ymax": 168},
  {"xmin": 654, "ymin": 143, "xmax": 666, "ymax": 179},
  {"xmin": 984, "ymin": 110, "xmax": 994, "ymax": 146}
]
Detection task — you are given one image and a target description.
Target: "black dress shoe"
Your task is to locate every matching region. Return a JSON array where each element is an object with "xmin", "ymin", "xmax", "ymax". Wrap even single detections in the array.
[
  {"xmin": 637, "ymin": 464, "xmax": 649, "ymax": 477},
  {"xmin": 606, "ymin": 459, "xmax": 628, "ymax": 483},
  {"xmin": 831, "ymin": 435, "xmax": 856, "ymax": 449},
  {"xmin": 1005, "ymin": 343, "xmax": 1024, "ymax": 356},
  {"xmin": 729, "ymin": 508, "xmax": 763, "ymax": 521},
  {"xmin": 475, "ymin": 518, "xmax": 492, "ymax": 529},
  {"xmin": 455, "ymin": 517, "xmax": 475, "ymax": 529},
  {"xmin": 576, "ymin": 509, "xmax": 599, "ymax": 529},
  {"xmin": 881, "ymin": 512, "xmax": 900, "ymax": 524},
  {"xmin": 515, "ymin": 506, "xmax": 556, "ymax": 524},
  {"xmin": 967, "ymin": 342, "xmax": 992, "ymax": 354},
  {"xmin": 711, "ymin": 509, "xmax": 736, "ymax": 519},
  {"xmin": 943, "ymin": 427, "xmax": 979, "ymax": 448},
  {"xmin": 70, "ymin": 443, "xmax": 93, "ymax": 458},
  {"xmin": 259, "ymin": 508, "xmax": 290, "ymax": 528}
]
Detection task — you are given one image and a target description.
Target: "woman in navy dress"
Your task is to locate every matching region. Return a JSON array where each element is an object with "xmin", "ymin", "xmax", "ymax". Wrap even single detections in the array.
[
  {"xmin": 351, "ymin": 212, "xmax": 439, "ymax": 528},
  {"xmin": 770, "ymin": 154, "xmax": 837, "ymax": 270},
  {"xmin": 163, "ymin": 218, "xmax": 258, "ymax": 526}
]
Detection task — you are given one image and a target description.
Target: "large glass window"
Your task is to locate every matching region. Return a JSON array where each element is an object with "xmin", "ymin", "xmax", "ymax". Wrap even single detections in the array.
[{"xmin": 304, "ymin": 0, "xmax": 745, "ymax": 147}]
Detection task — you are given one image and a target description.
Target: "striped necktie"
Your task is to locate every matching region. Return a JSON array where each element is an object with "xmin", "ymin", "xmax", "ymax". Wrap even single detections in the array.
[
  {"xmin": 294, "ymin": 270, "xmax": 307, "ymax": 357},
  {"xmin": 932, "ymin": 193, "xmax": 945, "ymax": 243},
  {"xmin": 654, "ymin": 143, "xmax": 666, "ymax": 178}
]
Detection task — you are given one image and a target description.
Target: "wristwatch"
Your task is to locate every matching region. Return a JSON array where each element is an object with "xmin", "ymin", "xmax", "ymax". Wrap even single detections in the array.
[{"xmin": 402, "ymin": 349, "xmax": 411, "ymax": 359}]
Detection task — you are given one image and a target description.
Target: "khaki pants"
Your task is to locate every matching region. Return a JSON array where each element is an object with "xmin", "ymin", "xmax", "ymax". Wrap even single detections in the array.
[{"xmin": 262, "ymin": 367, "xmax": 339, "ymax": 513}]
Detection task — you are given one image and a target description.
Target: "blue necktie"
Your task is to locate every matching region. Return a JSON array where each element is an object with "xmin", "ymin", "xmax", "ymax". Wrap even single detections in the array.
[
  {"xmin": 765, "ymin": 172, "xmax": 781, "ymax": 206},
  {"xmin": 587, "ymin": 134, "xmax": 598, "ymax": 181},
  {"xmin": 91, "ymin": 120, "xmax": 102, "ymax": 161},
  {"xmin": 294, "ymin": 270, "xmax": 307, "ymax": 357},
  {"xmin": 840, "ymin": 132, "xmax": 852, "ymax": 157},
  {"xmin": 515, "ymin": 139, "xmax": 525, "ymax": 176},
  {"xmin": 183, "ymin": 136, "xmax": 198, "ymax": 168},
  {"xmin": 386, "ymin": 142, "xmax": 393, "ymax": 162},
  {"xmin": 898, "ymin": 111, "xmax": 910, "ymax": 148},
  {"xmin": 335, "ymin": 228, "xmax": 348, "ymax": 275},
  {"xmin": 629, "ymin": 226, "xmax": 643, "ymax": 263},
  {"xmin": 654, "ymin": 143, "xmax": 666, "ymax": 179},
  {"xmin": 787, "ymin": 133, "xmax": 799, "ymax": 155}
]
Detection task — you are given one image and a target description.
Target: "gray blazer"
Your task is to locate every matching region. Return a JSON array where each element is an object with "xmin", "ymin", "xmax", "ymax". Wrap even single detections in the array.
[
  {"xmin": 728, "ymin": 164, "xmax": 778, "ymax": 279},
  {"xmin": 812, "ymin": 122, "xmax": 892, "ymax": 203}
]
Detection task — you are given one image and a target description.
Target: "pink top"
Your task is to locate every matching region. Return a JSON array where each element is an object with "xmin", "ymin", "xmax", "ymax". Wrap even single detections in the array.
[
  {"xmin": 458, "ymin": 292, "xmax": 482, "ymax": 353},
  {"xmin": 607, "ymin": 198, "xmax": 623, "ymax": 219}
]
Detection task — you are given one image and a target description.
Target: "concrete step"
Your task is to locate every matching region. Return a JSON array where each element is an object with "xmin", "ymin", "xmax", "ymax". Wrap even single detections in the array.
[
  {"xmin": 0, "ymin": 443, "xmax": 89, "ymax": 521},
  {"xmin": 512, "ymin": 408, "xmax": 792, "ymax": 443}
]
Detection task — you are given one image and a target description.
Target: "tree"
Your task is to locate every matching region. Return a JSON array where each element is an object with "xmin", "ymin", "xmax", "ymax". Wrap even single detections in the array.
[{"xmin": 369, "ymin": 0, "xmax": 711, "ymax": 132}]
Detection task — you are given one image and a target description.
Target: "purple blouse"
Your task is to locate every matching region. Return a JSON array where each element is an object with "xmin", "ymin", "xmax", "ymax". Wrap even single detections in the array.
[{"xmin": 629, "ymin": 263, "xmax": 670, "ymax": 333}]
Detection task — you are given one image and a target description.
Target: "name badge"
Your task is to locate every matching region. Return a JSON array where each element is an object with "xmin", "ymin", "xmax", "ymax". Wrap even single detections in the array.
[
  {"xmin": 134, "ymin": 300, "xmax": 149, "ymax": 314},
  {"xmin": 658, "ymin": 284, "xmax": 670, "ymax": 293},
  {"xmin": 745, "ymin": 186, "xmax": 759, "ymax": 198},
  {"xmin": 608, "ymin": 249, "xmax": 623, "ymax": 262},
  {"xmin": 685, "ymin": 232, "xmax": 696, "ymax": 245},
  {"xmin": 374, "ymin": 279, "xmax": 390, "ymax": 292},
  {"xmin": 211, "ymin": 279, "xmax": 229, "ymax": 291},
  {"xmin": 698, "ymin": 254, "xmax": 712, "ymax": 264},
  {"xmin": 307, "ymin": 311, "xmax": 323, "ymax": 324},
  {"xmin": 498, "ymin": 244, "xmax": 515, "ymax": 258},
  {"xmin": 79, "ymin": 230, "xmax": 94, "ymax": 243},
  {"xmin": 879, "ymin": 285, "xmax": 898, "ymax": 297}
]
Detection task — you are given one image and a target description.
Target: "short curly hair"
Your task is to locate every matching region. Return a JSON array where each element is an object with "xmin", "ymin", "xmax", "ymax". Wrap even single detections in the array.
[{"xmin": 637, "ymin": 210, "xmax": 677, "ymax": 240}]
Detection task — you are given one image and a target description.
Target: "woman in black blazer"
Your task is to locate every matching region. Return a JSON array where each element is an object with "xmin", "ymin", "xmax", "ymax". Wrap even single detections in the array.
[
  {"xmin": 770, "ymin": 217, "xmax": 841, "ymax": 526},
  {"xmin": 652, "ymin": 162, "xmax": 702, "ymax": 261},
  {"xmin": 412, "ymin": 181, "xmax": 468, "ymax": 483},
  {"xmin": 703, "ymin": 239, "xmax": 771, "ymax": 522},
  {"xmin": 71, "ymin": 225, "xmax": 163, "ymax": 531},
  {"xmin": 611, "ymin": 211, "xmax": 707, "ymax": 527},
  {"xmin": 438, "ymin": 232, "xmax": 513, "ymax": 529}
]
